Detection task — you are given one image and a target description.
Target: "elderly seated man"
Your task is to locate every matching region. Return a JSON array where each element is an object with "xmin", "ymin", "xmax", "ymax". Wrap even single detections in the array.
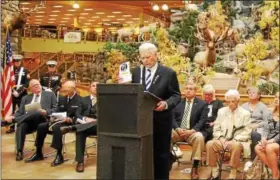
[{"xmin": 206, "ymin": 89, "xmax": 251, "ymax": 180}]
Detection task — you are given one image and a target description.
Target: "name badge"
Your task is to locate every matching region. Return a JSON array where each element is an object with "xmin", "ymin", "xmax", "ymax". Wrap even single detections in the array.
[
  {"xmin": 71, "ymin": 105, "xmax": 78, "ymax": 108},
  {"xmin": 52, "ymin": 76, "xmax": 59, "ymax": 80}
]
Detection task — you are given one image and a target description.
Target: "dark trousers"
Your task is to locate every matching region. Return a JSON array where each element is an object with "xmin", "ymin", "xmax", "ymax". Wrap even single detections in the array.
[
  {"xmin": 11, "ymin": 99, "xmax": 21, "ymax": 129},
  {"xmin": 16, "ymin": 113, "xmax": 45, "ymax": 152},
  {"xmin": 75, "ymin": 125, "xmax": 97, "ymax": 163},
  {"xmin": 35, "ymin": 122, "xmax": 69, "ymax": 152},
  {"xmin": 251, "ymin": 130, "xmax": 261, "ymax": 160},
  {"xmin": 154, "ymin": 130, "xmax": 172, "ymax": 180}
]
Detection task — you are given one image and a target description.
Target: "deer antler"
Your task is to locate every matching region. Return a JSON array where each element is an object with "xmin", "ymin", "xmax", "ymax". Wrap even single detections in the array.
[
  {"xmin": 25, "ymin": 1, "xmax": 46, "ymax": 14},
  {"xmin": 215, "ymin": 26, "xmax": 229, "ymax": 43},
  {"xmin": 2, "ymin": 1, "xmax": 20, "ymax": 12}
]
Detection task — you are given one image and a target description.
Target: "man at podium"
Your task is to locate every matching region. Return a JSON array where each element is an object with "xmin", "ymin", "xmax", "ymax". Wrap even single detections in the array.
[{"xmin": 131, "ymin": 43, "xmax": 181, "ymax": 179}]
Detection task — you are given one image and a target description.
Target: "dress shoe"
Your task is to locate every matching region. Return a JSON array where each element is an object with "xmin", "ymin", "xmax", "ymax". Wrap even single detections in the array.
[
  {"xmin": 51, "ymin": 154, "xmax": 64, "ymax": 167},
  {"xmin": 25, "ymin": 153, "xmax": 44, "ymax": 163},
  {"xmin": 60, "ymin": 126, "xmax": 72, "ymax": 134},
  {"xmin": 207, "ymin": 172, "xmax": 220, "ymax": 180},
  {"xmin": 16, "ymin": 152, "xmax": 23, "ymax": 161},
  {"xmin": 1, "ymin": 120, "xmax": 10, "ymax": 127},
  {"xmin": 191, "ymin": 167, "xmax": 199, "ymax": 180},
  {"xmin": 169, "ymin": 154, "xmax": 177, "ymax": 171},
  {"xmin": 6, "ymin": 127, "xmax": 15, "ymax": 134},
  {"xmin": 76, "ymin": 162, "xmax": 84, "ymax": 172}
]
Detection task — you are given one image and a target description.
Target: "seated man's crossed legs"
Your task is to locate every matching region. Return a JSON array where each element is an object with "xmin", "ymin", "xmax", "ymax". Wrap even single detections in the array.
[{"xmin": 206, "ymin": 140, "xmax": 243, "ymax": 180}]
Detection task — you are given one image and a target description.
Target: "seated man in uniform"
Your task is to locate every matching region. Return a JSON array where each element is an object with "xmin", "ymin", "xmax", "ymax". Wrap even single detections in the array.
[
  {"xmin": 25, "ymin": 81, "xmax": 82, "ymax": 167},
  {"xmin": 4, "ymin": 79, "xmax": 57, "ymax": 161},
  {"xmin": 40, "ymin": 60, "xmax": 62, "ymax": 94},
  {"xmin": 60, "ymin": 81, "xmax": 98, "ymax": 172},
  {"xmin": 172, "ymin": 81, "xmax": 207, "ymax": 179}
]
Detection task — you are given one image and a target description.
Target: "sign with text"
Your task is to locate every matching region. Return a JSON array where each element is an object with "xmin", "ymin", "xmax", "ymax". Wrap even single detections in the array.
[{"xmin": 64, "ymin": 32, "xmax": 81, "ymax": 43}]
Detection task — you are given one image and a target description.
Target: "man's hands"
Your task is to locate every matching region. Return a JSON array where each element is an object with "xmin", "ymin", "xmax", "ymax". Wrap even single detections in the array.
[
  {"xmin": 64, "ymin": 117, "xmax": 73, "ymax": 123},
  {"xmin": 176, "ymin": 128, "xmax": 196, "ymax": 139},
  {"xmin": 12, "ymin": 90, "xmax": 19, "ymax": 97},
  {"xmin": 4, "ymin": 116, "xmax": 15, "ymax": 123},
  {"xmin": 40, "ymin": 109, "xmax": 47, "ymax": 115},
  {"xmin": 154, "ymin": 101, "xmax": 167, "ymax": 111}
]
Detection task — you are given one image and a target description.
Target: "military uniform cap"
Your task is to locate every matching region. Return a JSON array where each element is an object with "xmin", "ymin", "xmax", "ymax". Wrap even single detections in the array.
[
  {"xmin": 46, "ymin": 60, "xmax": 57, "ymax": 66},
  {"xmin": 13, "ymin": 54, "xmax": 23, "ymax": 61}
]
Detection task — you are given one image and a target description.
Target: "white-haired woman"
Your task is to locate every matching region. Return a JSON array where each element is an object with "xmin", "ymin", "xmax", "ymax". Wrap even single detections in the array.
[
  {"xmin": 242, "ymin": 87, "xmax": 269, "ymax": 160},
  {"xmin": 201, "ymin": 84, "xmax": 224, "ymax": 142},
  {"xmin": 206, "ymin": 90, "xmax": 251, "ymax": 180},
  {"xmin": 255, "ymin": 92, "xmax": 279, "ymax": 179}
]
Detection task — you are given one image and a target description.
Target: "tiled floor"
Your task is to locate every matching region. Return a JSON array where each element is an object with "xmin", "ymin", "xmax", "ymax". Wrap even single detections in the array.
[{"xmin": 2, "ymin": 127, "xmax": 245, "ymax": 179}]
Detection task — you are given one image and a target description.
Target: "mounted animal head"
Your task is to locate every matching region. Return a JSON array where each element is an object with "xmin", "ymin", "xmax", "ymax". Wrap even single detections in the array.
[{"xmin": 2, "ymin": 1, "xmax": 46, "ymax": 33}]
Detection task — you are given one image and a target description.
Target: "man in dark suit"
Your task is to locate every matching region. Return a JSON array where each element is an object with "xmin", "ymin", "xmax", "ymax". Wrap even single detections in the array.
[
  {"xmin": 25, "ymin": 81, "xmax": 82, "ymax": 167},
  {"xmin": 172, "ymin": 81, "xmax": 207, "ymax": 179},
  {"xmin": 4, "ymin": 79, "xmax": 57, "ymax": 161},
  {"xmin": 129, "ymin": 43, "xmax": 181, "ymax": 180},
  {"xmin": 4, "ymin": 54, "xmax": 30, "ymax": 134},
  {"xmin": 60, "ymin": 81, "xmax": 98, "ymax": 172}
]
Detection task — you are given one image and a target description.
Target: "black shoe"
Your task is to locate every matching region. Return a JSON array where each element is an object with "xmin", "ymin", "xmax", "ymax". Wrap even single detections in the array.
[
  {"xmin": 25, "ymin": 153, "xmax": 44, "ymax": 163},
  {"xmin": 191, "ymin": 167, "xmax": 199, "ymax": 180},
  {"xmin": 1, "ymin": 120, "xmax": 10, "ymax": 127},
  {"xmin": 169, "ymin": 154, "xmax": 177, "ymax": 171},
  {"xmin": 16, "ymin": 152, "xmax": 23, "ymax": 161},
  {"xmin": 207, "ymin": 174, "xmax": 219, "ymax": 180},
  {"xmin": 6, "ymin": 127, "xmax": 15, "ymax": 134},
  {"xmin": 51, "ymin": 154, "xmax": 64, "ymax": 167},
  {"xmin": 60, "ymin": 126, "xmax": 73, "ymax": 134}
]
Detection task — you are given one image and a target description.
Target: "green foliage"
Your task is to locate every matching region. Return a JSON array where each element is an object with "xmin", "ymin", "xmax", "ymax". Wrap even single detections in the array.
[
  {"xmin": 221, "ymin": 0, "xmax": 237, "ymax": 19},
  {"xmin": 257, "ymin": 1, "xmax": 279, "ymax": 30},
  {"xmin": 168, "ymin": 10, "xmax": 199, "ymax": 59},
  {"xmin": 258, "ymin": 82, "xmax": 279, "ymax": 95}
]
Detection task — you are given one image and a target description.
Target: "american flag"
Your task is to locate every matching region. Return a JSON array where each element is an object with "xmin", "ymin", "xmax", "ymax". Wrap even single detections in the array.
[{"xmin": 1, "ymin": 32, "xmax": 15, "ymax": 118}]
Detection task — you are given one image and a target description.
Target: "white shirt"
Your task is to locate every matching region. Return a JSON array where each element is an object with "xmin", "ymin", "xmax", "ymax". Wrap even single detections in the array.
[
  {"xmin": 31, "ymin": 93, "xmax": 42, "ymax": 103},
  {"xmin": 90, "ymin": 95, "xmax": 97, "ymax": 106},
  {"xmin": 145, "ymin": 63, "xmax": 158, "ymax": 85}
]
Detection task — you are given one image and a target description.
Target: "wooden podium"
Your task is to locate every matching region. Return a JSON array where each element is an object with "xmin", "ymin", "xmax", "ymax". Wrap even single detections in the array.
[{"xmin": 96, "ymin": 84, "xmax": 156, "ymax": 180}]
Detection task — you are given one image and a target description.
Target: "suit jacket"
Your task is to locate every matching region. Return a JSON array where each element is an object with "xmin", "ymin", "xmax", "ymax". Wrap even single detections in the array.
[
  {"xmin": 202, "ymin": 99, "xmax": 224, "ymax": 125},
  {"xmin": 213, "ymin": 106, "xmax": 251, "ymax": 141},
  {"xmin": 13, "ymin": 67, "xmax": 29, "ymax": 100},
  {"xmin": 132, "ymin": 63, "xmax": 181, "ymax": 134},
  {"xmin": 14, "ymin": 91, "xmax": 57, "ymax": 123},
  {"xmin": 57, "ymin": 93, "xmax": 82, "ymax": 123},
  {"xmin": 173, "ymin": 97, "xmax": 207, "ymax": 131},
  {"xmin": 76, "ymin": 96, "xmax": 97, "ymax": 120}
]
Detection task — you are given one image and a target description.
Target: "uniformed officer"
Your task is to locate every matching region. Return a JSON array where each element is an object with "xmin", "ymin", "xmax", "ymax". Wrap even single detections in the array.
[
  {"xmin": 40, "ymin": 60, "xmax": 62, "ymax": 94},
  {"xmin": 8, "ymin": 54, "xmax": 30, "ymax": 133}
]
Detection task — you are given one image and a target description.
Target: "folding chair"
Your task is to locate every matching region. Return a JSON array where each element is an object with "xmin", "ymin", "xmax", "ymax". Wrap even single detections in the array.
[{"xmin": 85, "ymin": 135, "xmax": 97, "ymax": 158}]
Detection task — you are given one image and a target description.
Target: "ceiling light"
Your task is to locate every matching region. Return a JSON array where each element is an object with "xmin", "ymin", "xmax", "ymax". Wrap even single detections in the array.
[
  {"xmin": 89, "ymin": 20, "xmax": 95, "ymax": 22},
  {"xmin": 79, "ymin": 17, "xmax": 86, "ymax": 19},
  {"xmin": 21, "ymin": 7, "xmax": 29, "ymax": 10},
  {"xmin": 102, "ymin": 19, "xmax": 111, "ymax": 21},
  {"xmin": 152, "ymin": 4, "xmax": 159, "ymax": 11},
  {"xmin": 35, "ymin": 15, "xmax": 44, "ymax": 17},
  {"xmin": 96, "ymin": 12, "xmax": 105, "ymax": 14},
  {"xmin": 123, "ymin": 15, "xmax": 132, "ymax": 17},
  {"xmin": 112, "ymin": 11, "xmax": 122, "ymax": 14},
  {"xmin": 132, "ymin": 18, "xmax": 140, "ymax": 20},
  {"xmin": 107, "ymin": 15, "xmax": 115, "ymax": 18},
  {"xmin": 84, "ymin": 8, "xmax": 93, "ymax": 11},
  {"xmin": 59, "ymin": 24, "xmax": 66, "ymax": 26},
  {"xmin": 98, "ymin": 22, "xmax": 102, "ymax": 25},
  {"xmin": 20, "ymin": 2, "xmax": 30, "ymax": 5},
  {"xmin": 162, "ymin": 4, "xmax": 169, "ymax": 11},
  {"xmin": 62, "ymin": 17, "xmax": 70, "ymax": 20},
  {"xmin": 53, "ymin": 5, "xmax": 63, "ymax": 8},
  {"xmin": 49, "ymin": 15, "xmax": 58, "ymax": 17},
  {"xmin": 60, "ymin": 21, "xmax": 68, "ymax": 23},
  {"xmin": 117, "ymin": 19, "xmax": 125, "ymax": 21},
  {"xmin": 73, "ymin": 2, "xmax": 80, "ymax": 9},
  {"xmin": 68, "ymin": 9, "xmax": 76, "ymax": 12},
  {"xmin": 35, "ymin": 19, "xmax": 43, "ymax": 21},
  {"xmin": 80, "ymin": 13, "xmax": 89, "ymax": 15},
  {"xmin": 36, "ymin": 11, "xmax": 45, "ymax": 14},
  {"xmin": 64, "ymin": 14, "xmax": 73, "ymax": 16},
  {"xmin": 111, "ymin": 22, "xmax": 120, "ymax": 24},
  {"xmin": 92, "ymin": 16, "xmax": 100, "ymax": 18},
  {"xmin": 84, "ymin": 23, "xmax": 91, "ymax": 25},
  {"xmin": 48, "ymin": 22, "xmax": 55, "ymax": 24},
  {"xmin": 126, "ymin": 21, "xmax": 133, "ymax": 24},
  {"xmin": 49, "ymin": 18, "xmax": 56, "ymax": 21},
  {"xmin": 51, "ymin": 10, "xmax": 60, "ymax": 13}
]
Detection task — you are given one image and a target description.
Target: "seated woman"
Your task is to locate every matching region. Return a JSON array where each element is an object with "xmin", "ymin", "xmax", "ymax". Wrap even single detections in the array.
[
  {"xmin": 255, "ymin": 92, "xmax": 279, "ymax": 180},
  {"xmin": 242, "ymin": 87, "xmax": 269, "ymax": 160}
]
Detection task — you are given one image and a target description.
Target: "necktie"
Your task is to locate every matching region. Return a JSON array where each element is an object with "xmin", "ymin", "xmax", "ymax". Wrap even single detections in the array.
[
  {"xmin": 145, "ymin": 69, "xmax": 152, "ymax": 89},
  {"xmin": 34, "ymin": 94, "xmax": 40, "ymax": 102},
  {"xmin": 92, "ymin": 97, "xmax": 97, "ymax": 106},
  {"xmin": 180, "ymin": 101, "xmax": 191, "ymax": 129},
  {"xmin": 227, "ymin": 112, "xmax": 235, "ymax": 139}
]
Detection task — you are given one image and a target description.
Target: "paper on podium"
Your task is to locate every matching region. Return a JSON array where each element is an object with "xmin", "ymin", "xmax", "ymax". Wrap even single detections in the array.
[
  {"xmin": 76, "ymin": 118, "xmax": 86, "ymax": 124},
  {"xmin": 25, "ymin": 102, "xmax": 42, "ymax": 112},
  {"xmin": 143, "ymin": 91, "xmax": 162, "ymax": 107},
  {"xmin": 119, "ymin": 61, "xmax": 132, "ymax": 83}
]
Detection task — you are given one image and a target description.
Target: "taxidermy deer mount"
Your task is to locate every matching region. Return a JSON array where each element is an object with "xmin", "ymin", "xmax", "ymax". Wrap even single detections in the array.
[{"xmin": 2, "ymin": 1, "xmax": 46, "ymax": 33}]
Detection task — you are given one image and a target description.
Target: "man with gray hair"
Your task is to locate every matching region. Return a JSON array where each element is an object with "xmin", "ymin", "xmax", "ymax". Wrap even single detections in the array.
[
  {"xmin": 131, "ymin": 42, "xmax": 181, "ymax": 179},
  {"xmin": 206, "ymin": 89, "xmax": 251, "ymax": 180},
  {"xmin": 201, "ymin": 84, "xmax": 224, "ymax": 142}
]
